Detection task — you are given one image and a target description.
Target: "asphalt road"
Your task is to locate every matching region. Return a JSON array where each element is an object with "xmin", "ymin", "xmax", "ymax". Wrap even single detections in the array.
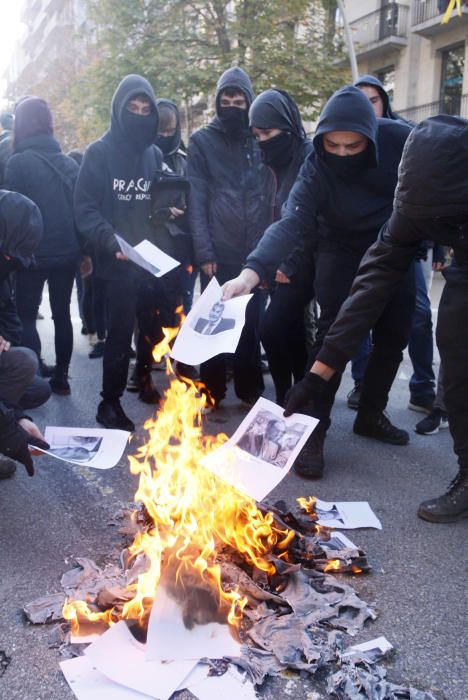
[{"xmin": 0, "ymin": 276, "xmax": 466, "ymax": 700}]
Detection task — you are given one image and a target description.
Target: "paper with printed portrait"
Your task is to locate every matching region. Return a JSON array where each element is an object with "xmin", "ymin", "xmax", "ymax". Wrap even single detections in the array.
[
  {"xmin": 170, "ymin": 277, "xmax": 253, "ymax": 365},
  {"xmin": 202, "ymin": 397, "xmax": 319, "ymax": 500},
  {"xmin": 32, "ymin": 426, "xmax": 130, "ymax": 469}
]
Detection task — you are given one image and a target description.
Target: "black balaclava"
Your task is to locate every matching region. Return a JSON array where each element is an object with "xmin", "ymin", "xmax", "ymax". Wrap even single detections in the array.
[
  {"xmin": 313, "ymin": 85, "xmax": 378, "ymax": 179},
  {"xmin": 215, "ymin": 66, "xmax": 254, "ymax": 135},
  {"xmin": 155, "ymin": 99, "xmax": 181, "ymax": 155},
  {"xmin": 110, "ymin": 74, "xmax": 159, "ymax": 152},
  {"xmin": 249, "ymin": 88, "xmax": 306, "ymax": 167}
]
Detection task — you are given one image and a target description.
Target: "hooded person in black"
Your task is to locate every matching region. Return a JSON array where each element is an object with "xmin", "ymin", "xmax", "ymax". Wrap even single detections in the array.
[
  {"xmin": 0, "ymin": 189, "xmax": 50, "ymax": 480},
  {"xmin": 223, "ymin": 85, "xmax": 415, "ymax": 477},
  {"xmin": 249, "ymin": 88, "xmax": 314, "ymax": 406},
  {"xmin": 283, "ymin": 115, "xmax": 468, "ymax": 523},
  {"xmin": 75, "ymin": 74, "xmax": 163, "ymax": 431},
  {"xmin": 187, "ymin": 67, "xmax": 273, "ymax": 408}
]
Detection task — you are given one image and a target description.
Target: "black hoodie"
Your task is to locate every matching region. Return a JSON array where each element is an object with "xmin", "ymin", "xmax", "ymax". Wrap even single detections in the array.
[
  {"xmin": 249, "ymin": 88, "xmax": 314, "ymax": 280},
  {"xmin": 74, "ymin": 74, "xmax": 163, "ymax": 280},
  {"xmin": 245, "ymin": 85, "xmax": 412, "ymax": 280},
  {"xmin": 187, "ymin": 67, "xmax": 273, "ymax": 267},
  {"xmin": 155, "ymin": 99, "xmax": 187, "ymax": 175},
  {"xmin": 318, "ymin": 115, "xmax": 468, "ymax": 372}
]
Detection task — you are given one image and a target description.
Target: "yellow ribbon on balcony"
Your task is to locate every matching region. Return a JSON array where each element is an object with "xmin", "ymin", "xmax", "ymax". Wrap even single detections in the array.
[{"xmin": 441, "ymin": 0, "xmax": 462, "ymax": 24}]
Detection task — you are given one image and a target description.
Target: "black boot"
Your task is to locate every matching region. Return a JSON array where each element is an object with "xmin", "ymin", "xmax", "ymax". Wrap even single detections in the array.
[
  {"xmin": 138, "ymin": 374, "xmax": 161, "ymax": 405},
  {"xmin": 353, "ymin": 410, "xmax": 409, "ymax": 445},
  {"xmin": 417, "ymin": 469, "xmax": 468, "ymax": 523},
  {"xmin": 347, "ymin": 381, "xmax": 362, "ymax": 410},
  {"xmin": 49, "ymin": 365, "xmax": 71, "ymax": 395},
  {"xmin": 96, "ymin": 399, "xmax": 135, "ymax": 431},
  {"xmin": 89, "ymin": 341, "xmax": 105, "ymax": 359},
  {"xmin": 293, "ymin": 422, "xmax": 327, "ymax": 479}
]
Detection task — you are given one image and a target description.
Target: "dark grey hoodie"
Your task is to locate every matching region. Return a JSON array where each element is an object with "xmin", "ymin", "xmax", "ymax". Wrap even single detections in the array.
[{"xmin": 74, "ymin": 74, "xmax": 163, "ymax": 280}]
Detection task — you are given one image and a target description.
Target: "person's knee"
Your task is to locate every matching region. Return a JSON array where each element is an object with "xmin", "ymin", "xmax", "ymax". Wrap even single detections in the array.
[
  {"xmin": 19, "ymin": 376, "xmax": 51, "ymax": 410},
  {"xmin": 2, "ymin": 346, "xmax": 38, "ymax": 383}
]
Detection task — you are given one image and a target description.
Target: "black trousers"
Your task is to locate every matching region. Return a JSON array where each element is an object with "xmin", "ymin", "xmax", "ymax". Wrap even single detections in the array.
[
  {"xmin": 82, "ymin": 273, "xmax": 108, "ymax": 340},
  {"xmin": 16, "ymin": 263, "xmax": 76, "ymax": 367},
  {"xmin": 309, "ymin": 249, "xmax": 416, "ymax": 424},
  {"xmin": 261, "ymin": 280, "xmax": 314, "ymax": 406},
  {"xmin": 102, "ymin": 274, "xmax": 162, "ymax": 401},
  {"xmin": 436, "ymin": 263, "xmax": 468, "ymax": 469},
  {"xmin": 200, "ymin": 264, "xmax": 265, "ymax": 404}
]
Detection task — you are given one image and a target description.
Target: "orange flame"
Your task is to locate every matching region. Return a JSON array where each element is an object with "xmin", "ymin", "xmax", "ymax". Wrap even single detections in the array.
[{"xmin": 64, "ymin": 326, "xmax": 292, "ymax": 636}]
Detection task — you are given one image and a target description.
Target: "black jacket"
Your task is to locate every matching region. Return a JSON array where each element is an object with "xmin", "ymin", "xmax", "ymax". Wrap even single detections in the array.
[
  {"xmin": 245, "ymin": 85, "xmax": 412, "ymax": 281},
  {"xmin": 318, "ymin": 115, "xmax": 468, "ymax": 372},
  {"xmin": 187, "ymin": 67, "xmax": 273, "ymax": 267},
  {"xmin": 4, "ymin": 135, "xmax": 80, "ymax": 268},
  {"xmin": 74, "ymin": 74, "xmax": 163, "ymax": 280},
  {"xmin": 0, "ymin": 130, "xmax": 13, "ymax": 187}
]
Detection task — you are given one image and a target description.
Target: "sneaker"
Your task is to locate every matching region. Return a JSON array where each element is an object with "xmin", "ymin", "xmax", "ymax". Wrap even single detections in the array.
[
  {"xmin": 0, "ymin": 456, "xmax": 16, "ymax": 480},
  {"xmin": 415, "ymin": 408, "xmax": 449, "ymax": 435},
  {"xmin": 49, "ymin": 366, "xmax": 71, "ymax": 395},
  {"xmin": 353, "ymin": 410, "xmax": 409, "ymax": 445},
  {"xmin": 138, "ymin": 375, "xmax": 161, "ymax": 405},
  {"xmin": 293, "ymin": 422, "xmax": 327, "ymax": 479},
  {"xmin": 89, "ymin": 341, "xmax": 105, "ymax": 359},
  {"xmin": 347, "ymin": 382, "xmax": 362, "ymax": 410},
  {"xmin": 417, "ymin": 471, "xmax": 468, "ymax": 523},
  {"xmin": 408, "ymin": 397, "xmax": 434, "ymax": 414},
  {"xmin": 96, "ymin": 399, "xmax": 135, "ymax": 431}
]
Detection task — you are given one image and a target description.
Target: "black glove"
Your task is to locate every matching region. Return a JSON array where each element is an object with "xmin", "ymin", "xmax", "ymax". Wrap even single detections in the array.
[
  {"xmin": 283, "ymin": 372, "xmax": 329, "ymax": 417},
  {"xmin": 0, "ymin": 412, "xmax": 49, "ymax": 476}
]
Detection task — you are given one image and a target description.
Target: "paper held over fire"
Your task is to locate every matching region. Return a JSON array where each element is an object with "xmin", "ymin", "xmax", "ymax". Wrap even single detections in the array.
[
  {"xmin": 115, "ymin": 234, "xmax": 180, "ymax": 278},
  {"xmin": 170, "ymin": 277, "xmax": 253, "ymax": 365},
  {"xmin": 202, "ymin": 397, "xmax": 319, "ymax": 501},
  {"xmin": 32, "ymin": 426, "xmax": 130, "ymax": 469}
]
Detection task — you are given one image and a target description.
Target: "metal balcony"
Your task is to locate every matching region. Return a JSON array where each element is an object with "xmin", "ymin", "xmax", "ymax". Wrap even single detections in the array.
[
  {"xmin": 396, "ymin": 93, "xmax": 468, "ymax": 122},
  {"xmin": 347, "ymin": 3, "xmax": 409, "ymax": 61},
  {"xmin": 412, "ymin": 0, "xmax": 468, "ymax": 37}
]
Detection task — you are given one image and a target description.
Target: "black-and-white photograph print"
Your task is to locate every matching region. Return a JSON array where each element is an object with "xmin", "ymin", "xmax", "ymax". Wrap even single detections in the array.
[
  {"xmin": 236, "ymin": 409, "xmax": 306, "ymax": 468},
  {"xmin": 191, "ymin": 301, "xmax": 236, "ymax": 336},
  {"xmin": 48, "ymin": 435, "xmax": 103, "ymax": 463}
]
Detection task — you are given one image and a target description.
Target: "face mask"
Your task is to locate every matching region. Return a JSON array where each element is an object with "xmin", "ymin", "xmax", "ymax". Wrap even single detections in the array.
[
  {"xmin": 218, "ymin": 106, "xmax": 249, "ymax": 134},
  {"xmin": 121, "ymin": 110, "xmax": 158, "ymax": 151},
  {"xmin": 155, "ymin": 133, "xmax": 178, "ymax": 155},
  {"xmin": 321, "ymin": 148, "xmax": 370, "ymax": 178},
  {"xmin": 258, "ymin": 131, "xmax": 293, "ymax": 167}
]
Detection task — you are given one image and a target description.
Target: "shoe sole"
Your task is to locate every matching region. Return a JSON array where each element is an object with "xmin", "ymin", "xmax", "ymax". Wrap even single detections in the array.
[
  {"xmin": 347, "ymin": 402, "xmax": 359, "ymax": 410},
  {"xmin": 417, "ymin": 507, "xmax": 468, "ymax": 523},
  {"xmin": 50, "ymin": 387, "xmax": 71, "ymax": 396},
  {"xmin": 353, "ymin": 427, "xmax": 409, "ymax": 445},
  {"xmin": 415, "ymin": 421, "xmax": 449, "ymax": 436},
  {"xmin": 408, "ymin": 402, "xmax": 433, "ymax": 415},
  {"xmin": 293, "ymin": 465, "xmax": 324, "ymax": 479},
  {"xmin": 96, "ymin": 414, "xmax": 135, "ymax": 431}
]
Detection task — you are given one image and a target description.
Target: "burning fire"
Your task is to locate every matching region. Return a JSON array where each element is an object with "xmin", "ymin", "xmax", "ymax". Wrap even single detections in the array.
[{"xmin": 64, "ymin": 324, "xmax": 293, "ymax": 636}]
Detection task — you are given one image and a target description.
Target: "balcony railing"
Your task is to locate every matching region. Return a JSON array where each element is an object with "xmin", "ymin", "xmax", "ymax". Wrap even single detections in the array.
[
  {"xmin": 349, "ymin": 3, "xmax": 409, "ymax": 52},
  {"xmin": 396, "ymin": 94, "xmax": 468, "ymax": 122},
  {"xmin": 412, "ymin": 0, "xmax": 468, "ymax": 25}
]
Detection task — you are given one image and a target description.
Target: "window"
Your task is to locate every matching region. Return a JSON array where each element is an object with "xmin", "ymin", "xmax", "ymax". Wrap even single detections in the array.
[
  {"xmin": 440, "ymin": 43, "xmax": 465, "ymax": 114},
  {"xmin": 376, "ymin": 65, "xmax": 395, "ymax": 103}
]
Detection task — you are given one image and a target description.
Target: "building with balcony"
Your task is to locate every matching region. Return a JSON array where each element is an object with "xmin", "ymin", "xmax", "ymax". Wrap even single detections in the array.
[{"xmin": 342, "ymin": 0, "xmax": 468, "ymax": 121}]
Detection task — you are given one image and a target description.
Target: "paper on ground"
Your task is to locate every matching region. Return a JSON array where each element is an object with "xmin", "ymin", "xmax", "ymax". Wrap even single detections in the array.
[
  {"xmin": 342, "ymin": 636, "xmax": 393, "ymax": 660},
  {"xmin": 179, "ymin": 662, "xmax": 257, "ymax": 700},
  {"xmin": 116, "ymin": 234, "xmax": 180, "ymax": 278},
  {"xmin": 33, "ymin": 426, "xmax": 129, "ymax": 469},
  {"xmin": 146, "ymin": 585, "xmax": 241, "ymax": 662},
  {"xmin": 202, "ymin": 397, "xmax": 318, "ymax": 501},
  {"xmin": 85, "ymin": 620, "xmax": 195, "ymax": 700},
  {"xmin": 170, "ymin": 277, "xmax": 252, "ymax": 365},
  {"xmin": 60, "ymin": 655, "xmax": 154, "ymax": 700},
  {"xmin": 319, "ymin": 530, "xmax": 358, "ymax": 552},
  {"xmin": 315, "ymin": 498, "xmax": 382, "ymax": 529}
]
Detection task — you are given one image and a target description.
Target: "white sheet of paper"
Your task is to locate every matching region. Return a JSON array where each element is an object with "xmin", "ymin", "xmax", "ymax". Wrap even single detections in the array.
[
  {"xmin": 319, "ymin": 531, "xmax": 358, "ymax": 551},
  {"xmin": 202, "ymin": 397, "xmax": 318, "ymax": 501},
  {"xmin": 315, "ymin": 498, "xmax": 382, "ymax": 530},
  {"xmin": 60, "ymin": 655, "xmax": 153, "ymax": 700},
  {"xmin": 33, "ymin": 427, "xmax": 129, "ymax": 469},
  {"xmin": 116, "ymin": 234, "xmax": 180, "ymax": 278},
  {"xmin": 170, "ymin": 277, "xmax": 252, "ymax": 365},
  {"xmin": 146, "ymin": 585, "xmax": 241, "ymax": 662},
  {"xmin": 181, "ymin": 663, "xmax": 257, "ymax": 700},
  {"xmin": 85, "ymin": 620, "xmax": 195, "ymax": 700},
  {"xmin": 342, "ymin": 636, "xmax": 393, "ymax": 660}
]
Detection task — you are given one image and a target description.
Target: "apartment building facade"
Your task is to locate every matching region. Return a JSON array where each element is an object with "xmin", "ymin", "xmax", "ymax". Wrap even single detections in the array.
[{"xmin": 342, "ymin": 0, "xmax": 468, "ymax": 120}]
